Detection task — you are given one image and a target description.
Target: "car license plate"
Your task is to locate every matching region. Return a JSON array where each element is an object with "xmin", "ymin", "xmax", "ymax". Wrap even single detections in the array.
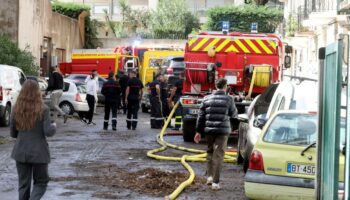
[
  {"xmin": 287, "ymin": 163, "xmax": 315, "ymax": 175},
  {"xmin": 189, "ymin": 109, "xmax": 199, "ymax": 115}
]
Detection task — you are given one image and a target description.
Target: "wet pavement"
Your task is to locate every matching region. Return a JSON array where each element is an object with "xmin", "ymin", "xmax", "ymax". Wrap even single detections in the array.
[{"xmin": 0, "ymin": 108, "xmax": 246, "ymax": 200}]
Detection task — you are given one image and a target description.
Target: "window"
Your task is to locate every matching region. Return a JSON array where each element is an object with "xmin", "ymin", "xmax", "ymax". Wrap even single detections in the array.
[
  {"xmin": 63, "ymin": 82, "xmax": 70, "ymax": 92},
  {"xmin": 93, "ymin": 5, "xmax": 110, "ymax": 14},
  {"xmin": 264, "ymin": 113, "xmax": 317, "ymax": 146},
  {"xmin": 269, "ymin": 94, "xmax": 282, "ymax": 116},
  {"xmin": 19, "ymin": 72, "xmax": 26, "ymax": 85},
  {"xmin": 278, "ymin": 97, "xmax": 286, "ymax": 110},
  {"xmin": 76, "ymin": 83, "xmax": 87, "ymax": 94}
]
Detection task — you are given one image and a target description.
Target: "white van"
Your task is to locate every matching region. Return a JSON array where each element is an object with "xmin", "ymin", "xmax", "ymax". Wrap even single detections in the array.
[{"xmin": 0, "ymin": 65, "xmax": 26, "ymax": 126}]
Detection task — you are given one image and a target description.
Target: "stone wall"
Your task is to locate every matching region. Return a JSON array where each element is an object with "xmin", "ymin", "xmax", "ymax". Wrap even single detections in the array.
[
  {"xmin": 17, "ymin": 0, "xmax": 84, "ymax": 75},
  {"xmin": 0, "ymin": 0, "xmax": 19, "ymax": 41}
]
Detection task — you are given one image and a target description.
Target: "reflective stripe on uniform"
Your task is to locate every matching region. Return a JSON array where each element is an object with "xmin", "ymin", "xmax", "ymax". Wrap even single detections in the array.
[
  {"xmin": 126, "ymin": 119, "xmax": 132, "ymax": 121},
  {"xmin": 131, "ymin": 119, "xmax": 138, "ymax": 122},
  {"xmin": 155, "ymin": 118, "xmax": 164, "ymax": 121},
  {"xmin": 175, "ymin": 116, "xmax": 182, "ymax": 119},
  {"xmin": 104, "ymin": 120, "xmax": 109, "ymax": 122}
]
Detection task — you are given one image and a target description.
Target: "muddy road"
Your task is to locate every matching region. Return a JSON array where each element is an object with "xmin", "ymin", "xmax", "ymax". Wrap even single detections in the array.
[{"xmin": 0, "ymin": 108, "xmax": 246, "ymax": 200}]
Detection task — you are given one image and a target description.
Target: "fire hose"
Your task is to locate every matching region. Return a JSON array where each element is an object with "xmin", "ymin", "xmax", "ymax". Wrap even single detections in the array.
[{"xmin": 147, "ymin": 102, "xmax": 237, "ymax": 200}]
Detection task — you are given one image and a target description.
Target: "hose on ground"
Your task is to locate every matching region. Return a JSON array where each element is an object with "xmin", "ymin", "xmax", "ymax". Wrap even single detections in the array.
[{"xmin": 147, "ymin": 102, "xmax": 237, "ymax": 200}]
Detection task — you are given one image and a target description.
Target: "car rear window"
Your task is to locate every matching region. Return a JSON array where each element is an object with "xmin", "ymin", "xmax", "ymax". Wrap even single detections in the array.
[
  {"xmin": 264, "ymin": 113, "xmax": 317, "ymax": 146},
  {"xmin": 76, "ymin": 83, "xmax": 87, "ymax": 94},
  {"xmin": 264, "ymin": 113, "xmax": 346, "ymax": 147}
]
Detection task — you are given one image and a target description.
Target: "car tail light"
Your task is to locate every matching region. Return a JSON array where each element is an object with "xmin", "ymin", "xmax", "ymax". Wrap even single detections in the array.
[
  {"xmin": 75, "ymin": 93, "xmax": 82, "ymax": 102},
  {"xmin": 0, "ymin": 86, "xmax": 3, "ymax": 101},
  {"xmin": 249, "ymin": 150, "xmax": 264, "ymax": 171},
  {"xmin": 182, "ymin": 98, "xmax": 198, "ymax": 105}
]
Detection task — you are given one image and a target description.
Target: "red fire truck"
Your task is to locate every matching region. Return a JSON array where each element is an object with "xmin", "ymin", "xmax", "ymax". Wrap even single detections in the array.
[
  {"xmin": 59, "ymin": 49, "xmax": 140, "ymax": 78},
  {"xmin": 180, "ymin": 31, "xmax": 290, "ymax": 141}
]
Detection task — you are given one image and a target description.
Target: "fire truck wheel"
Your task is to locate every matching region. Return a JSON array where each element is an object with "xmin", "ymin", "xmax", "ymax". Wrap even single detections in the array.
[
  {"xmin": 182, "ymin": 117, "xmax": 196, "ymax": 142},
  {"xmin": 0, "ymin": 104, "xmax": 11, "ymax": 127}
]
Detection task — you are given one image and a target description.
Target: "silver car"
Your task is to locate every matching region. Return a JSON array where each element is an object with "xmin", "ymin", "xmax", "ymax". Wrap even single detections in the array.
[
  {"xmin": 237, "ymin": 81, "xmax": 318, "ymax": 172},
  {"xmin": 45, "ymin": 80, "xmax": 89, "ymax": 116}
]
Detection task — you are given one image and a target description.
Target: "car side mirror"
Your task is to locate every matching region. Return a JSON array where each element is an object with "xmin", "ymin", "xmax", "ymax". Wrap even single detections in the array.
[
  {"xmin": 284, "ymin": 55, "xmax": 291, "ymax": 69},
  {"xmin": 253, "ymin": 114, "xmax": 267, "ymax": 129}
]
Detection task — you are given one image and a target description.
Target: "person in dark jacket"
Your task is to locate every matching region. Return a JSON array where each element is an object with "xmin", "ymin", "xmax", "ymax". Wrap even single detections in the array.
[
  {"xmin": 149, "ymin": 74, "xmax": 164, "ymax": 129},
  {"xmin": 101, "ymin": 72, "xmax": 121, "ymax": 131},
  {"xmin": 194, "ymin": 78, "xmax": 237, "ymax": 190},
  {"xmin": 169, "ymin": 74, "xmax": 183, "ymax": 130},
  {"xmin": 46, "ymin": 66, "xmax": 67, "ymax": 123},
  {"xmin": 119, "ymin": 70, "xmax": 129, "ymax": 114},
  {"xmin": 160, "ymin": 75, "xmax": 172, "ymax": 128},
  {"xmin": 125, "ymin": 71, "xmax": 143, "ymax": 130},
  {"xmin": 11, "ymin": 80, "xmax": 57, "ymax": 200}
]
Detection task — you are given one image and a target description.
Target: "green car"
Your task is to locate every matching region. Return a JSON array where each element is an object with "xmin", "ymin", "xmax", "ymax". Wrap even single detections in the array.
[{"xmin": 244, "ymin": 111, "xmax": 345, "ymax": 200}]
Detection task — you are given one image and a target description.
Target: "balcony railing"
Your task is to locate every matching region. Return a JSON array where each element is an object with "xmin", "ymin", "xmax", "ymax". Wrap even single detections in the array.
[{"xmin": 295, "ymin": 0, "xmax": 338, "ymax": 30}]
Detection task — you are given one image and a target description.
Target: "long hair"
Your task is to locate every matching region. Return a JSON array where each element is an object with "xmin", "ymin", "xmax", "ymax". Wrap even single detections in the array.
[{"xmin": 14, "ymin": 80, "xmax": 44, "ymax": 131}]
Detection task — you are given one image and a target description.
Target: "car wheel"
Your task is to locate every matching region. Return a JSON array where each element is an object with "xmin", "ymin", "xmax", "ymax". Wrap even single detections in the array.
[
  {"xmin": 183, "ymin": 117, "xmax": 196, "ymax": 142},
  {"xmin": 0, "ymin": 105, "xmax": 11, "ymax": 127},
  {"xmin": 59, "ymin": 102, "xmax": 74, "ymax": 115},
  {"xmin": 141, "ymin": 104, "xmax": 148, "ymax": 113}
]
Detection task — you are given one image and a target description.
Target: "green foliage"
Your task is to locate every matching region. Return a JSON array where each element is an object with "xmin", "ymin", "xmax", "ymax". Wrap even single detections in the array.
[
  {"xmin": 149, "ymin": 0, "xmax": 200, "ymax": 39},
  {"xmin": 51, "ymin": 1, "xmax": 90, "ymax": 19},
  {"xmin": 286, "ymin": 15, "xmax": 298, "ymax": 37},
  {"xmin": 51, "ymin": 1, "xmax": 100, "ymax": 48},
  {"xmin": 0, "ymin": 35, "xmax": 39, "ymax": 75},
  {"xmin": 206, "ymin": 5, "xmax": 283, "ymax": 33},
  {"xmin": 112, "ymin": 0, "xmax": 199, "ymax": 39}
]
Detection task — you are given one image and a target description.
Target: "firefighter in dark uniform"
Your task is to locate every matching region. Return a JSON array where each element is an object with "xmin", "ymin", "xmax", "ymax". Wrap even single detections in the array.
[
  {"xmin": 159, "ymin": 74, "xmax": 171, "ymax": 127},
  {"xmin": 119, "ymin": 70, "xmax": 129, "ymax": 114},
  {"xmin": 125, "ymin": 71, "xmax": 143, "ymax": 130},
  {"xmin": 101, "ymin": 72, "xmax": 121, "ymax": 131},
  {"xmin": 149, "ymin": 74, "xmax": 164, "ymax": 129},
  {"xmin": 169, "ymin": 74, "xmax": 183, "ymax": 131}
]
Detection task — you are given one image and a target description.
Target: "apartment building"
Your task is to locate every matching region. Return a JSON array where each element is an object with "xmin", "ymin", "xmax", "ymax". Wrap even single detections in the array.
[{"xmin": 281, "ymin": 0, "xmax": 348, "ymax": 78}]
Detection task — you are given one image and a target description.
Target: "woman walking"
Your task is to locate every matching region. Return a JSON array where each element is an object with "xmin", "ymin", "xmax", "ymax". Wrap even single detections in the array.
[{"xmin": 10, "ymin": 80, "xmax": 57, "ymax": 200}]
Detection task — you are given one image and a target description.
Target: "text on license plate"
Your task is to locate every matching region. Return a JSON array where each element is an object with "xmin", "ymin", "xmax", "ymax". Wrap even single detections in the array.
[
  {"xmin": 287, "ymin": 163, "xmax": 315, "ymax": 175},
  {"xmin": 189, "ymin": 109, "xmax": 199, "ymax": 115}
]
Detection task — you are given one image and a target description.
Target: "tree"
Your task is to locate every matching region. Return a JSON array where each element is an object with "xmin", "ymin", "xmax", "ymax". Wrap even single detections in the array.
[
  {"xmin": 206, "ymin": 5, "xmax": 283, "ymax": 33},
  {"xmin": 0, "ymin": 35, "xmax": 39, "ymax": 75},
  {"xmin": 149, "ymin": 0, "xmax": 200, "ymax": 39}
]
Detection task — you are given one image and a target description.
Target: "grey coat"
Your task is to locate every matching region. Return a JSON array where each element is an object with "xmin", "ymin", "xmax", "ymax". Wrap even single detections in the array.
[{"xmin": 10, "ymin": 105, "xmax": 56, "ymax": 164}]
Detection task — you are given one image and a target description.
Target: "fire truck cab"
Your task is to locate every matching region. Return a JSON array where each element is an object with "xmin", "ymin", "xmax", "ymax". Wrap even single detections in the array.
[{"xmin": 180, "ymin": 31, "xmax": 288, "ymax": 142}]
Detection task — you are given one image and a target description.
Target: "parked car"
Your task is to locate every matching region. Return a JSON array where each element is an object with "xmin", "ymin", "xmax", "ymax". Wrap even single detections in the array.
[
  {"xmin": 44, "ymin": 80, "xmax": 89, "ymax": 117},
  {"xmin": 244, "ymin": 111, "xmax": 345, "ymax": 200},
  {"xmin": 237, "ymin": 81, "xmax": 318, "ymax": 172},
  {"xmin": 161, "ymin": 56, "xmax": 185, "ymax": 86},
  {"xmin": 0, "ymin": 65, "xmax": 26, "ymax": 126},
  {"xmin": 27, "ymin": 76, "xmax": 48, "ymax": 91},
  {"xmin": 65, "ymin": 74, "xmax": 107, "ymax": 103}
]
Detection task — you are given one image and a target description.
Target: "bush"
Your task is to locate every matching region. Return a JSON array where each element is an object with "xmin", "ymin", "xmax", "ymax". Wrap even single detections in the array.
[
  {"xmin": 206, "ymin": 5, "xmax": 283, "ymax": 33},
  {"xmin": 51, "ymin": 1, "xmax": 100, "ymax": 48},
  {"xmin": 0, "ymin": 35, "xmax": 39, "ymax": 75},
  {"xmin": 148, "ymin": 0, "xmax": 200, "ymax": 39}
]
